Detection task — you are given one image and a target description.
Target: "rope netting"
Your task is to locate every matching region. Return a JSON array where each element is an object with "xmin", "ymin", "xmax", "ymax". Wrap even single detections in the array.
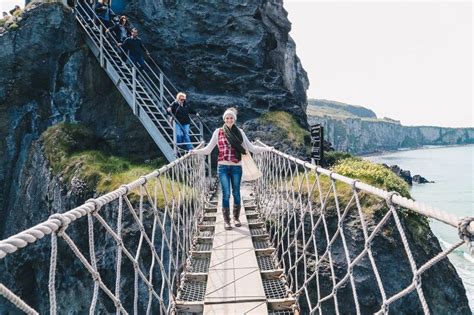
[
  {"xmin": 253, "ymin": 144, "xmax": 473, "ymax": 314},
  {"xmin": 0, "ymin": 152, "xmax": 209, "ymax": 314}
]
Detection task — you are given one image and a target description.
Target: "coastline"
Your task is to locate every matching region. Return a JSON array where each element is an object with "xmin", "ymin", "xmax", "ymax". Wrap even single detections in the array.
[{"xmin": 358, "ymin": 143, "xmax": 474, "ymax": 158}]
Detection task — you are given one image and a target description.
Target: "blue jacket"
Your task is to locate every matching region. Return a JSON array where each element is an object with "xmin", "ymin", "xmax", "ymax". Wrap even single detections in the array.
[
  {"xmin": 95, "ymin": 3, "xmax": 114, "ymax": 21},
  {"xmin": 122, "ymin": 36, "xmax": 146, "ymax": 58}
]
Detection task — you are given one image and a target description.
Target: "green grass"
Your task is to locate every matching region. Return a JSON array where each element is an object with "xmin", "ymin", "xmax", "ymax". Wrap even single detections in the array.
[
  {"xmin": 40, "ymin": 123, "xmax": 171, "ymax": 204},
  {"xmin": 284, "ymin": 157, "xmax": 429, "ymax": 242},
  {"xmin": 333, "ymin": 158, "xmax": 411, "ymax": 198},
  {"xmin": 260, "ymin": 111, "xmax": 309, "ymax": 147}
]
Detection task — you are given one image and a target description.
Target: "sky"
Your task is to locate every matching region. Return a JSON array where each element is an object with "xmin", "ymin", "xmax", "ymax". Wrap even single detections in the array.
[
  {"xmin": 2, "ymin": 1, "xmax": 472, "ymax": 127},
  {"xmin": 0, "ymin": 0, "xmax": 22, "ymax": 14},
  {"xmin": 284, "ymin": 0, "xmax": 473, "ymax": 128}
]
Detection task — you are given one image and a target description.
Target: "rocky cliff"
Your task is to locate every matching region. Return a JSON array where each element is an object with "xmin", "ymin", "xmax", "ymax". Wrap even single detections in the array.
[
  {"xmin": 307, "ymin": 99, "xmax": 474, "ymax": 154},
  {"xmin": 0, "ymin": 1, "xmax": 308, "ymax": 311},
  {"xmin": 0, "ymin": 2, "xmax": 469, "ymax": 313},
  {"xmin": 0, "ymin": 0, "xmax": 308, "ymax": 236}
]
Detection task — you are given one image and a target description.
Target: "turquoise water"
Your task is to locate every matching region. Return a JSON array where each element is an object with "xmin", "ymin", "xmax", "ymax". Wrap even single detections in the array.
[{"xmin": 365, "ymin": 145, "xmax": 474, "ymax": 310}]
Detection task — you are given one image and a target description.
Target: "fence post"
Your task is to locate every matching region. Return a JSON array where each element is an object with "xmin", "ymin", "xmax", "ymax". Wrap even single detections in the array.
[
  {"xmin": 173, "ymin": 120, "xmax": 177, "ymax": 156},
  {"xmin": 159, "ymin": 73, "xmax": 164, "ymax": 106},
  {"xmin": 207, "ymin": 154, "xmax": 212, "ymax": 183},
  {"xmin": 132, "ymin": 67, "xmax": 137, "ymax": 115},
  {"xmin": 99, "ymin": 24, "xmax": 104, "ymax": 67},
  {"xmin": 199, "ymin": 122, "xmax": 204, "ymax": 141}
]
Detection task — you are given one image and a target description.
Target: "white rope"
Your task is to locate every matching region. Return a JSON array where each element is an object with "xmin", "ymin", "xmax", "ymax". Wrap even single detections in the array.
[
  {"xmin": 0, "ymin": 148, "xmax": 207, "ymax": 314},
  {"xmin": 0, "ymin": 283, "xmax": 39, "ymax": 315},
  {"xmin": 253, "ymin": 145, "xmax": 471, "ymax": 314},
  {"xmin": 48, "ymin": 231, "xmax": 58, "ymax": 315}
]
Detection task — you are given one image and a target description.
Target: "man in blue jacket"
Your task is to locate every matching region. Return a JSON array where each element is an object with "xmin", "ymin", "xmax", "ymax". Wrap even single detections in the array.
[{"xmin": 121, "ymin": 28, "xmax": 150, "ymax": 68}]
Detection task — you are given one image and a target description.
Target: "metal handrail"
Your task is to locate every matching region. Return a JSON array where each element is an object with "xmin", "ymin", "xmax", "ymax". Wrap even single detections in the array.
[{"xmin": 74, "ymin": 1, "xmax": 206, "ymax": 153}]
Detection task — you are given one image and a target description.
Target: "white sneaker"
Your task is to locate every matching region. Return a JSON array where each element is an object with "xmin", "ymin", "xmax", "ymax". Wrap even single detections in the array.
[{"xmin": 224, "ymin": 221, "xmax": 232, "ymax": 230}]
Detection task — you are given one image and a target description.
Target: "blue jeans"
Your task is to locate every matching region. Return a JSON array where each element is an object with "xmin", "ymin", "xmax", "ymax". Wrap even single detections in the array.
[
  {"xmin": 176, "ymin": 123, "xmax": 193, "ymax": 151},
  {"xmin": 129, "ymin": 54, "xmax": 145, "ymax": 68},
  {"xmin": 218, "ymin": 165, "xmax": 242, "ymax": 209}
]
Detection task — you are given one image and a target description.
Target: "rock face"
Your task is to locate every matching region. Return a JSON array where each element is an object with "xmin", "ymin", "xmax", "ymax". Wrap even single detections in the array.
[
  {"xmin": 0, "ymin": 1, "xmax": 309, "ymax": 312},
  {"xmin": 0, "ymin": 2, "xmax": 469, "ymax": 314},
  {"xmin": 386, "ymin": 164, "xmax": 413, "ymax": 185},
  {"xmin": 124, "ymin": 0, "xmax": 309, "ymax": 128},
  {"xmin": 307, "ymin": 100, "xmax": 474, "ymax": 154},
  {"xmin": 0, "ymin": 3, "xmax": 165, "ymax": 237}
]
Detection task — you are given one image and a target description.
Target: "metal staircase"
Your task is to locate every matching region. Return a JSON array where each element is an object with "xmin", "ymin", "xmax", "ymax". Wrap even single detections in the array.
[{"xmin": 73, "ymin": 1, "xmax": 203, "ymax": 161}]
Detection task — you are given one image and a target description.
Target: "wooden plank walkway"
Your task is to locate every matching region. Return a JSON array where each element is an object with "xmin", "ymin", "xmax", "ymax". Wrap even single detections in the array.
[{"xmin": 203, "ymin": 191, "xmax": 267, "ymax": 314}]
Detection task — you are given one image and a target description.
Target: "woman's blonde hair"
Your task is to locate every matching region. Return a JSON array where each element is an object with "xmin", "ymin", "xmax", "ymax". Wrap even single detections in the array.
[{"xmin": 176, "ymin": 92, "xmax": 186, "ymax": 100}]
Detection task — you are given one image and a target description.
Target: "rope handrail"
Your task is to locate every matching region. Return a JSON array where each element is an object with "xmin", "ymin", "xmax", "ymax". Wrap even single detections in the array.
[
  {"xmin": 73, "ymin": 1, "xmax": 208, "ymax": 152},
  {"xmin": 1, "ymin": 140, "xmax": 472, "ymax": 313},
  {"xmin": 0, "ymin": 144, "xmax": 208, "ymax": 313},
  {"xmin": 253, "ymin": 143, "xmax": 473, "ymax": 314},
  {"xmin": 0, "ymin": 145, "xmax": 202, "ymax": 259},
  {"xmin": 255, "ymin": 140, "xmax": 473, "ymax": 234}
]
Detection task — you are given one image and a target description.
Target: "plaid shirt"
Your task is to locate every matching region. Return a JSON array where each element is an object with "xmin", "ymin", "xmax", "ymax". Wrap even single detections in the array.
[{"xmin": 217, "ymin": 128, "xmax": 240, "ymax": 163}]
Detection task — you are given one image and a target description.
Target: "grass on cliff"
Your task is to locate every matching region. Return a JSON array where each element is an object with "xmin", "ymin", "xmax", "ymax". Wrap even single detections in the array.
[
  {"xmin": 260, "ymin": 111, "xmax": 309, "ymax": 147},
  {"xmin": 287, "ymin": 157, "xmax": 429, "ymax": 243},
  {"xmin": 41, "ymin": 123, "xmax": 173, "ymax": 205}
]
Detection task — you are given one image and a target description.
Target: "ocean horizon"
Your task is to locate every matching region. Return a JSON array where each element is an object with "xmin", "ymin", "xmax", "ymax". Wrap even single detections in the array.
[{"xmin": 365, "ymin": 144, "xmax": 474, "ymax": 311}]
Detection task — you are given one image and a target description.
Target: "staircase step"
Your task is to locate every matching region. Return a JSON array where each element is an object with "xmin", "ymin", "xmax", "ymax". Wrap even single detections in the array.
[
  {"xmin": 174, "ymin": 300, "xmax": 203, "ymax": 314},
  {"xmin": 267, "ymin": 298, "xmax": 297, "ymax": 312}
]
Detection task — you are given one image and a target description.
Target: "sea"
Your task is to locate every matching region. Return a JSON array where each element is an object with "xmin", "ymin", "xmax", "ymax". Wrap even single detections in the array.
[{"xmin": 365, "ymin": 144, "xmax": 474, "ymax": 310}]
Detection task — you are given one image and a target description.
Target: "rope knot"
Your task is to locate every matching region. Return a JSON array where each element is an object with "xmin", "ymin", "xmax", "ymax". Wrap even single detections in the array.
[
  {"xmin": 86, "ymin": 198, "xmax": 102, "ymax": 215},
  {"xmin": 458, "ymin": 217, "xmax": 474, "ymax": 240},
  {"xmin": 92, "ymin": 271, "xmax": 101, "ymax": 282},
  {"xmin": 385, "ymin": 191, "xmax": 400, "ymax": 207},
  {"xmin": 114, "ymin": 300, "xmax": 121, "ymax": 308},
  {"xmin": 351, "ymin": 179, "xmax": 360, "ymax": 190},
  {"xmin": 120, "ymin": 184, "xmax": 129, "ymax": 194},
  {"xmin": 413, "ymin": 274, "xmax": 421, "ymax": 285},
  {"xmin": 49, "ymin": 213, "xmax": 70, "ymax": 235},
  {"xmin": 140, "ymin": 176, "xmax": 148, "ymax": 184},
  {"xmin": 365, "ymin": 241, "xmax": 372, "ymax": 251}
]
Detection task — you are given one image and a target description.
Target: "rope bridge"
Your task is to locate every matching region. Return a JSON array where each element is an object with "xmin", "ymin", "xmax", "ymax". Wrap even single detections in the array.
[
  {"xmin": 253, "ymin": 143, "xmax": 474, "ymax": 314},
  {"xmin": 0, "ymin": 151, "xmax": 210, "ymax": 314},
  {"xmin": 0, "ymin": 145, "xmax": 472, "ymax": 314}
]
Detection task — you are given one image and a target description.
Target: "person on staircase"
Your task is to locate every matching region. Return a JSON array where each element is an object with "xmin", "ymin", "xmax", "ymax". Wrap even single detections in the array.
[
  {"xmin": 121, "ymin": 28, "xmax": 150, "ymax": 69},
  {"xmin": 94, "ymin": 0, "xmax": 114, "ymax": 28},
  {"xmin": 190, "ymin": 108, "xmax": 270, "ymax": 230},
  {"xmin": 167, "ymin": 92, "xmax": 198, "ymax": 152},
  {"xmin": 107, "ymin": 15, "xmax": 131, "ymax": 44}
]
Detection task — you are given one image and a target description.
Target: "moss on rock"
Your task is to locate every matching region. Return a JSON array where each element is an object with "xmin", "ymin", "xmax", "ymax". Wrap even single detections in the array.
[
  {"xmin": 40, "ymin": 123, "xmax": 165, "ymax": 199},
  {"xmin": 260, "ymin": 111, "xmax": 309, "ymax": 148}
]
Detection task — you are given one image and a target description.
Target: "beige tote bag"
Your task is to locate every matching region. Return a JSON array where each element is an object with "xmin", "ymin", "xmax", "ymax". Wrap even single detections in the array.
[{"xmin": 241, "ymin": 153, "xmax": 262, "ymax": 182}]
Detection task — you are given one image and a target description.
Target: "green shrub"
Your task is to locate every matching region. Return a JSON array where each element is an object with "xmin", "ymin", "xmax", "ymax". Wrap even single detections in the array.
[{"xmin": 333, "ymin": 158, "xmax": 411, "ymax": 198}]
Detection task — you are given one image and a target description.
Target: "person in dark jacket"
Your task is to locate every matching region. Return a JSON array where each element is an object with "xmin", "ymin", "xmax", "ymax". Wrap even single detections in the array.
[
  {"xmin": 167, "ymin": 92, "xmax": 198, "ymax": 151},
  {"xmin": 95, "ymin": 0, "xmax": 114, "ymax": 28},
  {"xmin": 107, "ymin": 15, "xmax": 131, "ymax": 43},
  {"xmin": 121, "ymin": 28, "xmax": 149, "ymax": 68}
]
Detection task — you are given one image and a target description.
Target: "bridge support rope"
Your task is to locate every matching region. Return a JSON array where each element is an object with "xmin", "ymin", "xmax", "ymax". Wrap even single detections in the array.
[
  {"xmin": 253, "ymin": 143, "xmax": 473, "ymax": 314},
  {"xmin": 0, "ymin": 144, "xmax": 472, "ymax": 313}
]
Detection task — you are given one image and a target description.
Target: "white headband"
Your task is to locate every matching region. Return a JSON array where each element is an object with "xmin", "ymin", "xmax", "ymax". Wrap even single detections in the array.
[{"xmin": 222, "ymin": 109, "xmax": 237, "ymax": 121}]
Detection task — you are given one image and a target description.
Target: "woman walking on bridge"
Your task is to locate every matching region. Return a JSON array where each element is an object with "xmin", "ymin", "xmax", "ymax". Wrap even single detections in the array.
[{"xmin": 191, "ymin": 108, "xmax": 270, "ymax": 230}]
